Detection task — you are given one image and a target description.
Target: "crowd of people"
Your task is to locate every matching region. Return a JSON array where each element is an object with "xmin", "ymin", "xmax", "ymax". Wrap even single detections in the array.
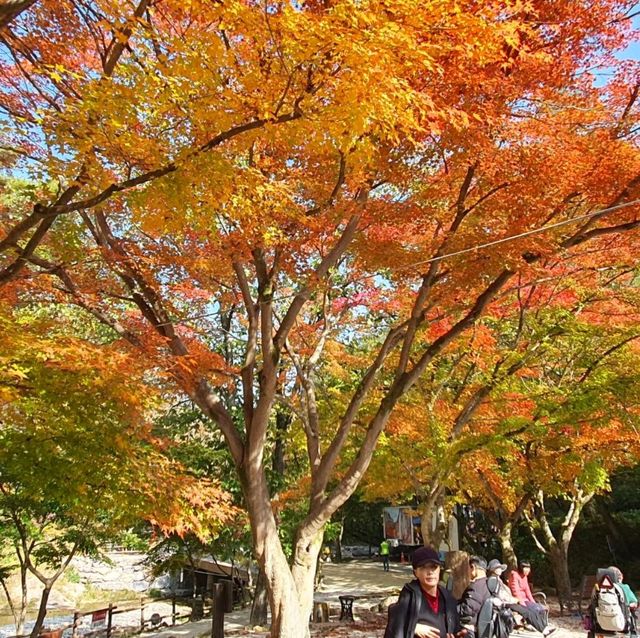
[{"xmin": 384, "ymin": 547, "xmax": 558, "ymax": 638}]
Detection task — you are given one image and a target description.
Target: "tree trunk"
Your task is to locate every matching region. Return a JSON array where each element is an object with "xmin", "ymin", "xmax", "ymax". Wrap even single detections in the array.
[
  {"xmin": 250, "ymin": 568, "xmax": 269, "ymax": 626},
  {"xmin": 420, "ymin": 483, "xmax": 444, "ymax": 547},
  {"xmin": 431, "ymin": 495, "xmax": 452, "ymax": 550},
  {"xmin": 548, "ymin": 542, "xmax": 572, "ymax": 604},
  {"xmin": 497, "ymin": 522, "xmax": 518, "ymax": 570},
  {"xmin": 1, "ymin": 552, "xmax": 32, "ymax": 635},
  {"xmin": 445, "ymin": 550, "xmax": 470, "ymax": 599},
  {"xmin": 17, "ymin": 565, "xmax": 27, "ymax": 636},
  {"xmin": 525, "ymin": 488, "xmax": 594, "ymax": 609},
  {"xmin": 29, "ymin": 584, "xmax": 51, "ymax": 638},
  {"xmin": 272, "ymin": 410, "xmax": 291, "ymax": 476},
  {"xmin": 1, "ymin": 566, "xmax": 28, "ymax": 636},
  {"xmin": 335, "ymin": 517, "xmax": 344, "ymax": 562},
  {"xmin": 291, "ymin": 529, "xmax": 324, "ymax": 629},
  {"xmin": 242, "ymin": 468, "xmax": 308, "ymax": 638}
]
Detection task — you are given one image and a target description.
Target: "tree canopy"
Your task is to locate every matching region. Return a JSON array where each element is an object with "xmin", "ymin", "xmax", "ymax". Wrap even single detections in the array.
[{"xmin": 1, "ymin": 1, "xmax": 639, "ymax": 635}]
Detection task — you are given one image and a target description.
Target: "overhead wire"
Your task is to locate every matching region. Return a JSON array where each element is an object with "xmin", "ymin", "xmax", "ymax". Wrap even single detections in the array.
[
  {"xmin": 398, "ymin": 197, "xmax": 640, "ymax": 269},
  {"xmin": 161, "ymin": 197, "xmax": 640, "ymax": 326}
]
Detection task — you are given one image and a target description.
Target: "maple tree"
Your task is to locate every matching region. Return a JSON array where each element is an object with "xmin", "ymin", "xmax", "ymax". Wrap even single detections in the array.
[
  {"xmin": 0, "ymin": 301, "xmax": 236, "ymax": 637},
  {"xmin": 363, "ymin": 314, "xmax": 539, "ymax": 548},
  {"xmin": 466, "ymin": 424, "xmax": 640, "ymax": 606},
  {"xmin": 364, "ymin": 259, "xmax": 640, "ymax": 551},
  {"xmin": 0, "ymin": 1, "xmax": 639, "ymax": 635},
  {"xmin": 457, "ymin": 291, "xmax": 640, "ymax": 602}
]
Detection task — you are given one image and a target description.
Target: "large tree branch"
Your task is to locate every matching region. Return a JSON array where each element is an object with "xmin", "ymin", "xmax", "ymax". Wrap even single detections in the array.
[
  {"xmin": 274, "ymin": 208, "xmax": 364, "ymax": 351},
  {"xmin": 194, "ymin": 379, "xmax": 244, "ymax": 466},
  {"xmin": 298, "ymin": 269, "xmax": 515, "ymax": 537},
  {"xmin": 233, "ymin": 260, "xmax": 258, "ymax": 426},
  {"xmin": 579, "ymin": 333, "xmax": 640, "ymax": 383},
  {"xmin": 27, "ymin": 254, "xmax": 141, "ymax": 344},
  {"xmin": 0, "ymin": 0, "xmax": 38, "ymax": 29},
  {"xmin": 0, "ymin": 107, "xmax": 304, "ymax": 286},
  {"xmin": 244, "ymin": 248, "xmax": 278, "ymax": 471},
  {"xmin": 312, "ymin": 322, "xmax": 407, "ymax": 499},
  {"xmin": 563, "ymin": 173, "xmax": 640, "ymax": 243},
  {"xmin": 0, "ymin": 0, "xmax": 156, "ymax": 283},
  {"xmin": 70, "ymin": 214, "xmax": 245, "ymax": 463},
  {"xmin": 286, "ymin": 339, "xmax": 321, "ymax": 479},
  {"xmin": 397, "ymin": 165, "xmax": 479, "ymax": 375},
  {"xmin": 0, "ymin": 177, "xmax": 85, "ymax": 283},
  {"xmin": 614, "ymin": 82, "xmax": 640, "ymax": 139},
  {"xmin": 562, "ymin": 216, "xmax": 640, "ymax": 248},
  {"xmin": 404, "ymin": 270, "xmax": 515, "ymax": 389},
  {"xmin": 103, "ymin": 0, "xmax": 151, "ymax": 76}
]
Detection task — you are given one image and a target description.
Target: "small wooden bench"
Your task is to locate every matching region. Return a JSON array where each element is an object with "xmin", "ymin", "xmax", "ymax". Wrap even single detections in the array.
[{"xmin": 559, "ymin": 574, "xmax": 597, "ymax": 615}]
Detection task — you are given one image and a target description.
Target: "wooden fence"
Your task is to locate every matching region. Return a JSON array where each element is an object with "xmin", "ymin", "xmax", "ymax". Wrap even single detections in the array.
[{"xmin": 6, "ymin": 594, "xmax": 198, "ymax": 638}]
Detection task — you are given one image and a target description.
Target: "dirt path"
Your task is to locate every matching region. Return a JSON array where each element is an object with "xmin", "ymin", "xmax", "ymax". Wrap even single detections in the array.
[{"xmin": 147, "ymin": 558, "xmax": 588, "ymax": 638}]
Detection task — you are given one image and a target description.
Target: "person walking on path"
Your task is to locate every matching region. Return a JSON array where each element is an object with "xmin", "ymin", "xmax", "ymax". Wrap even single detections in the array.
[
  {"xmin": 381, "ymin": 539, "xmax": 391, "ymax": 571},
  {"xmin": 384, "ymin": 546, "xmax": 462, "ymax": 638}
]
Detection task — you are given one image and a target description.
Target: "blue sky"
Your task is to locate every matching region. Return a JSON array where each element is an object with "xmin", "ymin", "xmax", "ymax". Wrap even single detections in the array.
[{"xmin": 617, "ymin": 6, "xmax": 640, "ymax": 61}]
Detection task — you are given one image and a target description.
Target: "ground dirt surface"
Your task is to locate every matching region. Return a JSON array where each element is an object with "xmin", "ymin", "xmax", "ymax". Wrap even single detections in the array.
[{"xmin": 149, "ymin": 559, "xmax": 587, "ymax": 638}]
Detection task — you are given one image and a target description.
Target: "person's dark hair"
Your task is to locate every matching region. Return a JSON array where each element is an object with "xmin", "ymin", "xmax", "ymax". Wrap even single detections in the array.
[{"xmin": 518, "ymin": 560, "xmax": 531, "ymax": 570}]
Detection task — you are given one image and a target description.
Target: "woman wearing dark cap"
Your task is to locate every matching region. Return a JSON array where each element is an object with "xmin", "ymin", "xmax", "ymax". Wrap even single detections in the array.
[{"xmin": 384, "ymin": 546, "xmax": 462, "ymax": 638}]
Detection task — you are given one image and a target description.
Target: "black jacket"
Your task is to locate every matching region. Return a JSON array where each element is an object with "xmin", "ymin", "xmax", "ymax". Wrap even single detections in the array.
[
  {"xmin": 458, "ymin": 577, "xmax": 491, "ymax": 627},
  {"xmin": 385, "ymin": 580, "xmax": 461, "ymax": 638}
]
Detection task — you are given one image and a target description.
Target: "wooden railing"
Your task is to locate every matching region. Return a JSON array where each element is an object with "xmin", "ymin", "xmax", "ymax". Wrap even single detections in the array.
[
  {"xmin": 6, "ymin": 581, "xmax": 237, "ymax": 638},
  {"xmin": 5, "ymin": 595, "xmax": 197, "ymax": 638}
]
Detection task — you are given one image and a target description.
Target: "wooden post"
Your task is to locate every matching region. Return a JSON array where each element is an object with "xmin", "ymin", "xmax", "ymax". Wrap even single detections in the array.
[
  {"xmin": 172, "ymin": 594, "xmax": 177, "ymax": 626},
  {"xmin": 106, "ymin": 603, "xmax": 113, "ymax": 638},
  {"xmin": 140, "ymin": 597, "xmax": 145, "ymax": 630},
  {"xmin": 210, "ymin": 583, "xmax": 225, "ymax": 638},
  {"xmin": 222, "ymin": 581, "xmax": 233, "ymax": 613},
  {"xmin": 71, "ymin": 611, "xmax": 79, "ymax": 638}
]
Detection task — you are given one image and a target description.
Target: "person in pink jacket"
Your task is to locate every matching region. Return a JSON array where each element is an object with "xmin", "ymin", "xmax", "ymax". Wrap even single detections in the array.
[
  {"xmin": 508, "ymin": 560, "xmax": 537, "ymax": 605},
  {"xmin": 508, "ymin": 559, "xmax": 554, "ymax": 633}
]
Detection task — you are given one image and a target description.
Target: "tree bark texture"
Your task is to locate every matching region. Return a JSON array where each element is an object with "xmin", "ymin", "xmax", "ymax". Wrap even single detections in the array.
[
  {"xmin": 249, "ymin": 568, "xmax": 269, "ymax": 627},
  {"xmin": 29, "ymin": 584, "xmax": 51, "ymax": 638},
  {"xmin": 498, "ymin": 522, "xmax": 518, "ymax": 570}
]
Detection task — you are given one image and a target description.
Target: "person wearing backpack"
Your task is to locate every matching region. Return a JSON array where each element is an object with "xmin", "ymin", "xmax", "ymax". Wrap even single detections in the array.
[
  {"xmin": 591, "ymin": 567, "xmax": 630, "ymax": 634},
  {"xmin": 610, "ymin": 567, "xmax": 638, "ymax": 610},
  {"xmin": 610, "ymin": 567, "xmax": 639, "ymax": 637},
  {"xmin": 458, "ymin": 556, "xmax": 492, "ymax": 636},
  {"xmin": 610, "ymin": 566, "xmax": 638, "ymax": 638}
]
